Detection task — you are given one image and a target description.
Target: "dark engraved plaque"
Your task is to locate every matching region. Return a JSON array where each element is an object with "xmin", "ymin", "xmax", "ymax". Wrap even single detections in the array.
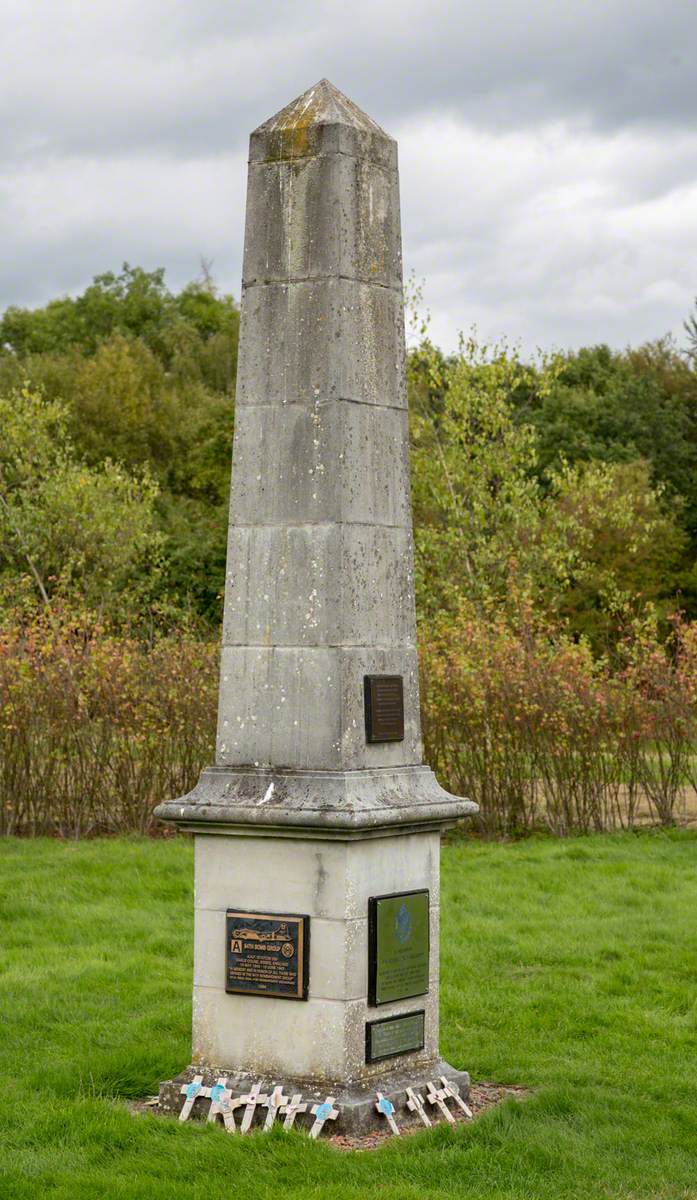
[
  {"xmin": 366, "ymin": 1010, "xmax": 425, "ymax": 1063},
  {"xmin": 364, "ymin": 675, "xmax": 404, "ymax": 742},
  {"xmin": 225, "ymin": 910, "xmax": 310, "ymax": 1000},
  {"xmin": 368, "ymin": 889, "xmax": 430, "ymax": 1006}
]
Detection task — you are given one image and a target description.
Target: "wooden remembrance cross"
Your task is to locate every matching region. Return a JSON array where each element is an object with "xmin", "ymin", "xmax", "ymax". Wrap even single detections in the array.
[
  {"xmin": 263, "ymin": 1085, "xmax": 289, "ymax": 1130},
  {"xmin": 240, "ymin": 1082, "xmax": 268, "ymax": 1134},
  {"xmin": 279, "ymin": 1094, "xmax": 307, "ymax": 1130},
  {"xmin": 309, "ymin": 1098, "xmax": 339, "ymax": 1139}
]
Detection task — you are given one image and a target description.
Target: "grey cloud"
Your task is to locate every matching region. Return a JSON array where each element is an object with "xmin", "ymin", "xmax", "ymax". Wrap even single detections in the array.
[
  {"xmin": 1, "ymin": 1, "xmax": 696, "ymax": 354},
  {"xmin": 2, "ymin": 1, "xmax": 696, "ymax": 165}
]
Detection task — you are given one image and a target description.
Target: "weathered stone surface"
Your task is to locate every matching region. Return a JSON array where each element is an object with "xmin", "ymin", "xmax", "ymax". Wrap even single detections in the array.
[
  {"xmin": 215, "ymin": 646, "xmax": 423, "ymax": 771},
  {"xmin": 248, "ymin": 77, "xmax": 398, "ymax": 171},
  {"xmin": 194, "ymin": 830, "xmax": 440, "ymax": 917},
  {"xmin": 189, "ymin": 831, "xmax": 440, "ymax": 1081},
  {"xmin": 162, "ymin": 765, "xmax": 471, "ymax": 834},
  {"xmin": 236, "ymin": 279, "xmax": 407, "ymax": 408},
  {"xmin": 230, "ymin": 400, "xmax": 411, "ymax": 527},
  {"xmin": 221, "ymin": 524, "xmax": 415, "ymax": 648},
  {"xmin": 216, "ymin": 645, "xmax": 341, "ymax": 769},
  {"xmin": 242, "ymin": 155, "xmax": 402, "ymax": 289},
  {"xmin": 155, "ymin": 77, "xmax": 472, "ymax": 822}
]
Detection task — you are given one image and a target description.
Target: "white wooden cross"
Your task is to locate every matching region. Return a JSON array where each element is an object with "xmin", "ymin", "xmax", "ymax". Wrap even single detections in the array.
[
  {"xmin": 179, "ymin": 1074, "xmax": 204, "ymax": 1122},
  {"xmin": 375, "ymin": 1092, "xmax": 400, "ymax": 1136},
  {"xmin": 405, "ymin": 1086, "xmax": 431, "ymax": 1127},
  {"xmin": 309, "ymin": 1096, "xmax": 339, "ymax": 1139},
  {"xmin": 239, "ymin": 1081, "xmax": 269, "ymax": 1133},
  {"xmin": 280, "ymin": 1093, "xmax": 307, "ymax": 1130},
  {"xmin": 218, "ymin": 1094, "xmax": 245, "ymax": 1133},
  {"xmin": 263, "ymin": 1085, "xmax": 289, "ymax": 1130},
  {"xmin": 206, "ymin": 1078, "xmax": 233, "ymax": 1127},
  {"xmin": 440, "ymin": 1075, "xmax": 473, "ymax": 1119},
  {"xmin": 425, "ymin": 1079, "xmax": 455, "ymax": 1124}
]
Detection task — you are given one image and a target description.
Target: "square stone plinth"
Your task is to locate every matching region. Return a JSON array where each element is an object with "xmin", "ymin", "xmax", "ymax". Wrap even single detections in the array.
[{"xmin": 191, "ymin": 830, "xmax": 441, "ymax": 1083}]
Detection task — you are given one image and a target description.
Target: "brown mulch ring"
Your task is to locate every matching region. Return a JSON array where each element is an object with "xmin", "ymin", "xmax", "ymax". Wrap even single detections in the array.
[
  {"xmin": 130, "ymin": 1082, "xmax": 530, "ymax": 1149},
  {"xmin": 327, "ymin": 1083, "xmax": 531, "ymax": 1151}
]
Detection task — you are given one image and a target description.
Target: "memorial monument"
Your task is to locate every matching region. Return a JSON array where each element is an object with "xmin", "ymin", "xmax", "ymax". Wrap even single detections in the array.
[{"xmin": 156, "ymin": 78, "xmax": 477, "ymax": 1132}]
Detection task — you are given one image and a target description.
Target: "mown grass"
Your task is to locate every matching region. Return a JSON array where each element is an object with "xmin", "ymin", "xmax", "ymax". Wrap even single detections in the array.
[{"xmin": 1, "ymin": 832, "xmax": 696, "ymax": 1199}]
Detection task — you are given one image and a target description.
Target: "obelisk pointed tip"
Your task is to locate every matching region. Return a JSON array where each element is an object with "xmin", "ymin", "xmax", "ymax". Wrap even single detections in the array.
[{"xmin": 250, "ymin": 79, "xmax": 395, "ymax": 162}]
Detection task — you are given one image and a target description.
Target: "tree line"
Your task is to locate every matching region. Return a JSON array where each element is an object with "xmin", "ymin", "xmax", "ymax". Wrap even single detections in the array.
[{"xmin": 2, "ymin": 263, "xmax": 697, "ymax": 651}]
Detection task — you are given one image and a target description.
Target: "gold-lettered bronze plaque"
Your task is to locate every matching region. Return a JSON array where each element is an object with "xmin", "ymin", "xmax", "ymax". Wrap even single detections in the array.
[{"xmin": 225, "ymin": 910, "xmax": 310, "ymax": 1000}]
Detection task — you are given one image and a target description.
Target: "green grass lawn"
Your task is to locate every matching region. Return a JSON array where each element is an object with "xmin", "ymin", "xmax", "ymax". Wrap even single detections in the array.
[{"xmin": 1, "ymin": 832, "xmax": 696, "ymax": 1199}]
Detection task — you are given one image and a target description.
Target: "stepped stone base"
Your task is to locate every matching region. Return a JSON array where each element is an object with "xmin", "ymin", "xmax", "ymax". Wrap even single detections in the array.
[{"xmin": 159, "ymin": 1060, "xmax": 470, "ymax": 1135}]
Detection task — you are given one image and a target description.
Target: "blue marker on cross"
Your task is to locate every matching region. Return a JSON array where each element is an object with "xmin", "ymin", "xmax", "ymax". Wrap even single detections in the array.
[
  {"xmin": 309, "ymin": 1096, "xmax": 339, "ymax": 1138},
  {"xmin": 375, "ymin": 1091, "xmax": 400, "ymax": 1135},
  {"xmin": 179, "ymin": 1075, "xmax": 204, "ymax": 1122}
]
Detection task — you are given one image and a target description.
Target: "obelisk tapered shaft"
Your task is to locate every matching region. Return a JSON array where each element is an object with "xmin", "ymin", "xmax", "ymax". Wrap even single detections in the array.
[
  {"xmin": 156, "ymin": 79, "xmax": 473, "ymax": 836},
  {"xmin": 217, "ymin": 78, "xmax": 420, "ymax": 773}
]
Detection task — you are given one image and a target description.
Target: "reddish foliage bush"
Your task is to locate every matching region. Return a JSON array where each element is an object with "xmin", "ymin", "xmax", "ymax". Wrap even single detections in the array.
[
  {"xmin": 0, "ymin": 613, "xmax": 217, "ymax": 836},
  {"xmin": 2, "ymin": 608, "xmax": 696, "ymax": 838},
  {"xmin": 420, "ymin": 608, "xmax": 697, "ymax": 835}
]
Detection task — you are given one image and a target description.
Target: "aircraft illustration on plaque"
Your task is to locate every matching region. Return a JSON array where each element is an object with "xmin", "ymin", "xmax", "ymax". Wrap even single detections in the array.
[{"xmin": 231, "ymin": 922, "xmax": 292, "ymax": 942}]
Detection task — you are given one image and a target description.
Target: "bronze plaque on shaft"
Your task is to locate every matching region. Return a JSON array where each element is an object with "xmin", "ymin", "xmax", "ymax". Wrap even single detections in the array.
[
  {"xmin": 225, "ymin": 910, "xmax": 310, "ymax": 1000},
  {"xmin": 364, "ymin": 675, "xmax": 404, "ymax": 742}
]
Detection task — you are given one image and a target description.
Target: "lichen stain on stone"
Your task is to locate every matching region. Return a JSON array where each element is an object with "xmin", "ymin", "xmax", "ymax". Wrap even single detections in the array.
[
  {"xmin": 263, "ymin": 85, "xmax": 328, "ymax": 163},
  {"xmin": 257, "ymin": 79, "xmax": 391, "ymax": 164}
]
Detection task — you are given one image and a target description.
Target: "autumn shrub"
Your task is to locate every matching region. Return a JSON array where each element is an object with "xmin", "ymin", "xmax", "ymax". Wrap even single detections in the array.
[
  {"xmin": 618, "ymin": 616, "xmax": 697, "ymax": 827},
  {"xmin": 420, "ymin": 606, "xmax": 697, "ymax": 835},
  {"xmin": 0, "ymin": 611, "xmax": 217, "ymax": 836},
  {"xmin": 2, "ymin": 605, "xmax": 696, "ymax": 839}
]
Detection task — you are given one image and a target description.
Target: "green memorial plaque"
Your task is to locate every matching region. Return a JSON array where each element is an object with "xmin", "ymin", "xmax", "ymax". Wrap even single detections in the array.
[
  {"xmin": 368, "ymin": 889, "xmax": 430, "ymax": 1006},
  {"xmin": 366, "ymin": 1009, "xmax": 425, "ymax": 1063}
]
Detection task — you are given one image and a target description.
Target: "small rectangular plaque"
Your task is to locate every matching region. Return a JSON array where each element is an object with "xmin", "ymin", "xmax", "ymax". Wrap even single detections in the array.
[
  {"xmin": 368, "ymin": 889, "xmax": 430, "ymax": 1006},
  {"xmin": 366, "ymin": 1010, "xmax": 425, "ymax": 1063},
  {"xmin": 364, "ymin": 675, "xmax": 404, "ymax": 742},
  {"xmin": 225, "ymin": 910, "xmax": 309, "ymax": 1000}
]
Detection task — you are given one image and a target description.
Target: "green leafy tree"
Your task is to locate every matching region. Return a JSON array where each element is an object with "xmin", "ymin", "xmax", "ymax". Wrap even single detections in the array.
[
  {"xmin": 409, "ymin": 335, "xmax": 688, "ymax": 649},
  {"xmin": 410, "ymin": 335, "xmax": 566, "ymax": 619},
  {"xmin": 543, "ymin": 459, "xmax": 687, "ymax": 649},
  {"xmin": 0, "ymin": 263, "xmax": 240, "ymax": 383},
  {"xmin": 514, "ymin": 341, "xmax": 697, "ymax": 538},
  {"xmin": 0, "ymin": 385, "xmax": 162, "ymax": 622},
  {"xmin": 0, "ymin": 266, "xmax": 239, "ymax": 625}
]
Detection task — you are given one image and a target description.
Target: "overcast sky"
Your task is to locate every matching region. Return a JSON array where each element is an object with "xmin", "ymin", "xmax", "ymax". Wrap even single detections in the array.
[{"xmin": 2, "ymin": 0, "xmax": 696, "ymax": 354}]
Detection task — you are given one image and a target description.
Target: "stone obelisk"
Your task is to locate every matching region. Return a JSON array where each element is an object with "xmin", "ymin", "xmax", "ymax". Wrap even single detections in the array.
[{"xmin": 156, "ymin": 79, "xmax": 476, "ymax": 1131}]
